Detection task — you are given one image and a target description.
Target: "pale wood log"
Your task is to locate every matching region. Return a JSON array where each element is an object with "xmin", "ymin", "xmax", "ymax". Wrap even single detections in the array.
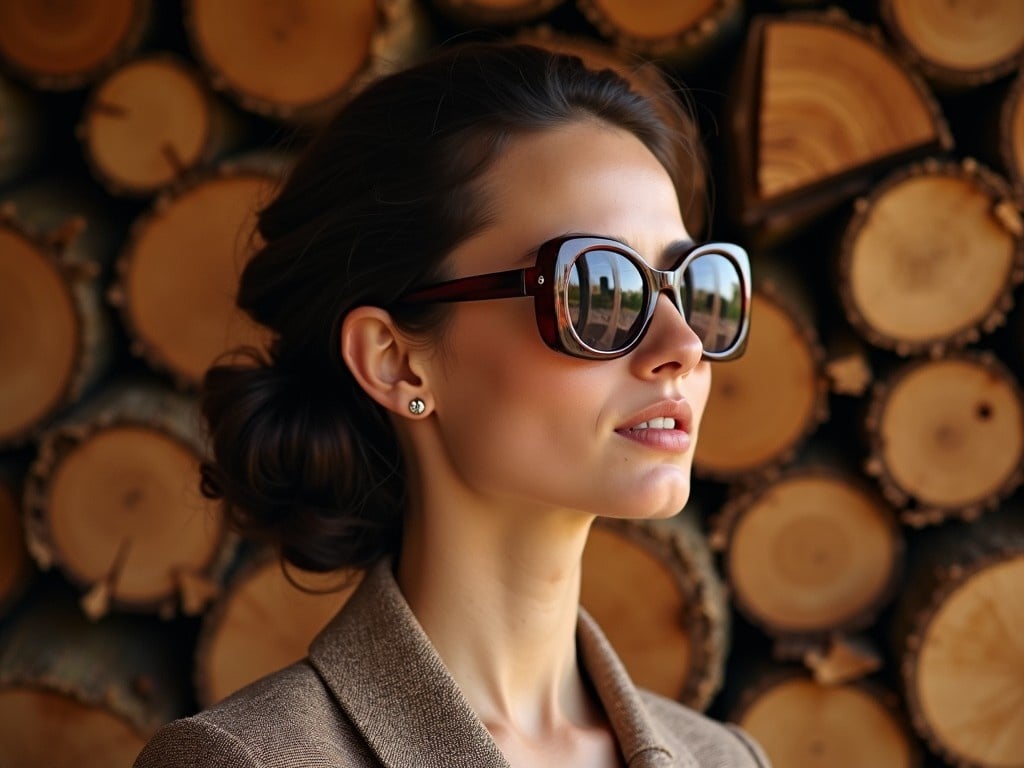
[
  {"xmin": 893, "ymin": 509, "xmax": 1024, "ymax": 768},
  {"xmin": 865, "ymin": 352, "xmax": 1024, "ymax": 526},
  {"xmin": 195, "ymin": 551, "xmax": 361, "ymax": 707},
  {"xmin": 576, "ymin": 0, "xmax": 743, "ymax": 68},
  {"xmin": 581, "ymin": 510, "xmax": 729, "ymax": 711},
  {"xmin": 111, "ymin": 156, "xmax": 283, "ymax": 387},
  {"xmin": 0, "ymin": 579, "xmax": 190, "ymax": 767},
  {"xmin": 517, "ymin": 29, "xmax": 707, "ymax": 237},
  {"xmin": 0, "ymin": 0, "xmax": 150, "ymax": 91},
  {"xmin": 184, "ymin": 0, "xmax": 430, "ymax": 122},
  {"xmin": 0, "ymin": 186, "xmax": 115, "ymax": 446},
  {"xmin": 0, "ymin": 74, "xmax": 42, "ymax": 189},
  {"xmin": 729, "ymin": 9, "xmax": 952, "ymax": 240},
  {"xmin": 23, "ymin": 382, "xmax": 234, "ymax": 619},
  {"xmin": 433, "ymin": 0, "xmax": 564, "ymax": 25},
  {"xmin": 731, "ymin": 670, "xmax": 920, "ymax": 768},
  {"xmin": 839, "ymin": 158, "xmax": 1024, "ymax": 356},
  {"xmin": 694, "ymin": 273, "xmax": 827, "ymax": 480},
  {"xmin": 881, "ymin": 0, "xmax": 1024, "ymax": 89},
  {"xmin": 712, "ymin": 464, "xmax": 902, "ymax": 641},
  {"xmin": 0, "ymin": 468, "xmax": 32, "ymax": 619},
  {"xmin": 78, "ymin": 54, "xmax": 243, "ymax": 197},
  {"xmin": 1002, "ymin": 72, "xmax": 1024, "ymax": 201}
]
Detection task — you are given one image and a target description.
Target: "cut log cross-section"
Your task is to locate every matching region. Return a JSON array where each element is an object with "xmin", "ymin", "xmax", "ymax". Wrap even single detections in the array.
[
  {"xmin": 866, "ymin": 353, "xmax": 1024, "ymax": 526},
  {"xmin": 840, "ymin": 159, "xmax": 1024, "ymax": 355},
  {"xmin": 580, "ymin": 512, "xmax": 729, "ymax": 711},
  {"xmin": 112, "ymin": 161, "xmax": 279, "ymax": 387},
  {"xmin": 732, "ymin": 673, "xmax": 919, "ymax": 768},
  {"xmin": 0, "ymin": 0, "xmax": 150, "ymax": 91},
  {"xmin": 695, "ymin": 283, "xmax": 827, "ymax": 480},
  {"xmin": 882, "ymin": 0, "xmax": 1024, "ymax": 89},
  {"xmin": 185, "ymin": 0, "xmax": 429, "ymax": 121},
  {"xmin": 0, "ymin": 73, "xmax": 42, "ymax": 188},
  {"xmin": 195, "ymin": 555, "xmax": 361, "ymax": 707},
  {"xmin": 1002, "ymin": 73, "xmax": 1024, "ymax": 200},
  {"xmin": 715, "ymin": 466, "xmax": 902, "ymax": 644},
  {"xmin": 79, "ymin": 55, "xmax": 238, "ymax": 196},
  {"xmin": 24, "ymin": 384, "xmax": 232, "ymax": 619},
  {"xmin": 730, "ymin": 11, "xmax": 951, "ymax": 237},
  {"xmin": 894, "ymin": 511, "xmax": 1024, "ymax": 768}
]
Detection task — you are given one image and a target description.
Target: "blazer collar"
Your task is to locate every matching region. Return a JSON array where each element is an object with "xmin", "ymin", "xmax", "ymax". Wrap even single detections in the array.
[{"xmin": 309, "ymin": 560, "xmax": 687, "ymax": 768}]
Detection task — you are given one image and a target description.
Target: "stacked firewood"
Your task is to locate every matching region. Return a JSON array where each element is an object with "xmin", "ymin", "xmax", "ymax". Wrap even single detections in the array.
[{"xmin": 1, "ymin": 1, "xmax": 1022, "ymax": 767}]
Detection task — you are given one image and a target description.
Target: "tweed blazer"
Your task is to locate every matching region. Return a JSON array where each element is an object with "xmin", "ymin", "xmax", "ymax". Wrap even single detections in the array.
[{"xmin": 135, "ymin": 560, "xmax": 770, "ymax": 767}]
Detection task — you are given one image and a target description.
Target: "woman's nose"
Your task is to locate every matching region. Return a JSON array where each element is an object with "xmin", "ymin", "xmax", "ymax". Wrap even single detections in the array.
[{"xmin": 629, "ymin": 292, "xmax": 703, "ymax": 379}]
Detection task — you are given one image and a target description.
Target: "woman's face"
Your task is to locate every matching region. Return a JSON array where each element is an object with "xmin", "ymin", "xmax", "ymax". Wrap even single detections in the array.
[{"xmin": 421, "ymin": 119, "xmax": 711, "ymax": 521}]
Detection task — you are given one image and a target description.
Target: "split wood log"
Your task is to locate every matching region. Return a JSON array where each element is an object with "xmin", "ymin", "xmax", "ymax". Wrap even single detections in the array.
[
  {"xmin": 184, "ymin": 0, "xmax": 430, "ymax": 122},
  {"xmin": 730, "ymin": 670, "xmax": 920, "ymax": 768},
  {"xmin": 111, "ymin": 157, "xmax": 282, "ymax": 388},
  {"xmin": 893, "ymin": 509, "xmax": 1024, "ymax": 768},
  {"xmin": 517, "ymin": 29, "xmax": 707, "ymax": 237},
  {"xmin": 728, "ymin": 10, "xmax": 952, "ymax": 241},
  {"xmin": 864, "ymin": 352, "xmax": 1024, "ymax": 526},
  {"xmin": 195, "ymin": 552, "xmax": 361, "ymax": 707},
  {"xmin": 839, "ymin": 158, "xmax": 1024, "ymax": 356},
  {"xmin": 23, "ymin": 382, "xmax": 234, "ymax": 619},
  {"xmin": 580, "ymin": 511, "xmax": 728, "ymax": 711},
  {"xmin": 433, "ymin": 0, "xmax": 564, "ymax": 26},
  {"xmin": 1002, "ymin": 72, "xmax": 1024, "ymax": 200},
  {"xmin": 711, "ymin": 464, "xmax": 902, "ymax": 645},
  {"xmin": 0, "ymin": 0, "xmax": 150, "ymax": 91},
  {"xmin": 0, "ymin": 579, "xmax": 190, "ymax": 767},
  {"xmin": 0, "ymin": 187, "xmax": 115, "ymax": 446},
  {"xmin": 880, "ymin": 0, "xmax": 1024, "ymax": 90},
  {"xmin": 78, "ymin": 54, "xmax": 243, "ymax": 197},
  {"xmin": 0, "ymin": 469, "xmax": 31, "ymax": 620},
  {"xmin": 694, "ymin": 274, "xmax": 828, "ymax": 481},
  {"xmin": 576, "ymin": 0, "xmax": 743, "ymax": 68},
  {"xmin": 0, "ymin": 74, "xmax": 42, "ymax": 189}
]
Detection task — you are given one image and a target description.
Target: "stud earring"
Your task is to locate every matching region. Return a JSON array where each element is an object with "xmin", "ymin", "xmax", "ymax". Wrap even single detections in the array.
[{"xmin": 408, "ymin": 398, "xmax": 426, "ymax": 416}]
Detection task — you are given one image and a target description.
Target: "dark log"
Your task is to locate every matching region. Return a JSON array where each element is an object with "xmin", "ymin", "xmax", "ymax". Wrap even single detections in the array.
[
  {"xmin": 0, "ymin": 73, "xmax": 42, "ymax": 189},
  {"xmin": 433, "ymin": 0, "xmax": 564, "ymax": 26},
  {"xmin": 0, "ymin": 468, "xmax": 32, "ymax": 620}
]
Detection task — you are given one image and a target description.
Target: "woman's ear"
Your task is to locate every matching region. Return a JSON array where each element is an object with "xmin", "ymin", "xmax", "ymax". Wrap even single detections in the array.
[{"xmin": 341, "ymin": 306, "xmax": 431, "ymax": 417}]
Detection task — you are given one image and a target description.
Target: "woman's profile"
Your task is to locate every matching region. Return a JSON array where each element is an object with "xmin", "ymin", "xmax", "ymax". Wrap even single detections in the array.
[{"xmin": 134, "ymin": 41, "xmax": 765, "ymax": 768}]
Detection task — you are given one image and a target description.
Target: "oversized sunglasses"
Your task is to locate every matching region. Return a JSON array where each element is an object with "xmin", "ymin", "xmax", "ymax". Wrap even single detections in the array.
[{"xmin": 398, "ymin": 235, "xmax": 751, "ymax": 361}]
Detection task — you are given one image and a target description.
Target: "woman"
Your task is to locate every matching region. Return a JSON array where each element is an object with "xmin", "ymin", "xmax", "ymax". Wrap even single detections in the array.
[{"xmin": 135, "ymin": 42, "xmax": 763, "ymax": 768}]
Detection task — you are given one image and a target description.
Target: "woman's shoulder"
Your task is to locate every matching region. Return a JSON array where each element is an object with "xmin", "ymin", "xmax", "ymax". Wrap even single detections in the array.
[
  {"xmin": 133, "ymin": 661, "xmax": 375, "ymax": 768},
  {"xmin": 637, "ymin": 689, "xmax": 772, "ymax": 768}
]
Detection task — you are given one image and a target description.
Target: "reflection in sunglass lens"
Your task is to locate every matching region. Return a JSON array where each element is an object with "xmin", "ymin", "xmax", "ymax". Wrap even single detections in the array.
[
  {"xmin": 683, "ymin": 253, "xmax": 742, "ymax": 353},
  {"xmin": 567, "ymin": 250, "xmax": 646, "ymax": 351}
]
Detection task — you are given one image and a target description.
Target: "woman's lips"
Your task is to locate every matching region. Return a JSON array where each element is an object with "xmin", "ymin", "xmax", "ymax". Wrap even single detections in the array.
[{"xmin": 615, "ymin": 423, "xmax": 692, "ymax": 453}]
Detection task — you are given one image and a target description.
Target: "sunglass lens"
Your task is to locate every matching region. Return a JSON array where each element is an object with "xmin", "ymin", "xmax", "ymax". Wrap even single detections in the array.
[
  {"xmin": 567, "ymin": 249, "xmax": 646, "ymax": 351},
  {"xmin": 683, "ymin": 253, "xmax": 743, "ymax": 353}
]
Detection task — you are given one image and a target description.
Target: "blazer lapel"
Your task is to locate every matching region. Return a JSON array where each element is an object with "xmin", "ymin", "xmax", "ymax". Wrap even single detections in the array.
[{"xmin": 309, "ymin": 560, "xmax": 510, "ymax": 768}]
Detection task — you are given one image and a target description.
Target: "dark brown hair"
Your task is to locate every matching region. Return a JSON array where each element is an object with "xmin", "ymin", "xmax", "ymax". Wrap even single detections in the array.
[{"xmin": 200, "ymin": 42, "xmax": 702, "ymax": 572}]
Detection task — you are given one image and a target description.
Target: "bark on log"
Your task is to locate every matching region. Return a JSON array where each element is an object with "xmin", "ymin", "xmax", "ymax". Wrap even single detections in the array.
[
  {"xmin": 839, "ymin": 158, "xmax": 1024, "ymax": 356},
  {"xmin": 865, "ymin": 352, "xmax": 1024, "ymax": 526},
  {"xmin": 433, "ymin": 0, "xmax": 564, "ymax": 25},
  {"xmin": 23, "ymin": 382, "xmax": 233, "ymax": 619},
  {"xmin": 195, "ymin": 551, "xmax": 360, "ymax": 708},
  {"xmin": 728, "ymin": 9, "xmax": 952, "ymax": 241},
  {"xmin": 0, "ymin": 0, "xmax": 150, "ymax": 91},
  {"xmin": 184, "ymin": 0, "xmax": 430, "ymax": 122},
  {"xmin": 576, "ymin": 0, "xmax": 743, "ymax": 68},
  {"xmin": 0, "ymin": 579, "xmax": 190, "ymax": 767},
  {"xmin": 0, "ymin": 189, "xmax": 115, "ymax": 446},
  {"xmin": 712, "ymin": 464, "xmax": 903, "ymax": 642},
  {"xmin": 580, "ymin": 511, "xmax": 729, "ymax": 711},
  {"xmin": 0, "ymin": 469, "xmax": 32, "ymax": 620},
  {"xmin": 517, "ymin": 29, "xmax": 707, "ymax": 237},
  {"xmin": 881, "ymin": 0, "xmax": 1024, "ymax": 89},
  {"xmin": 78, "ymin": 54, "xmax": 243, "ymax": 197},
  {"xmin": 694, "ymin": 278, "xmax": 827, "ymax": 480},
  {"xmin": 730, "ymin": 670, "xmax": 921, "ymax": 768},
  {"xmin": 0, "ymin": 74, "xmax": 42, "ymax": 189},
  {"xmin": 893, "ymin": 509, "xmax": 1024, "ymax": 768},
  {"xmin": 111, "ymin": 157, "xmax": 282, "ymax": 388},
  {"xmin": 1002, "ymin": 72, "xmax": 1024, "ymax": 201}
]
